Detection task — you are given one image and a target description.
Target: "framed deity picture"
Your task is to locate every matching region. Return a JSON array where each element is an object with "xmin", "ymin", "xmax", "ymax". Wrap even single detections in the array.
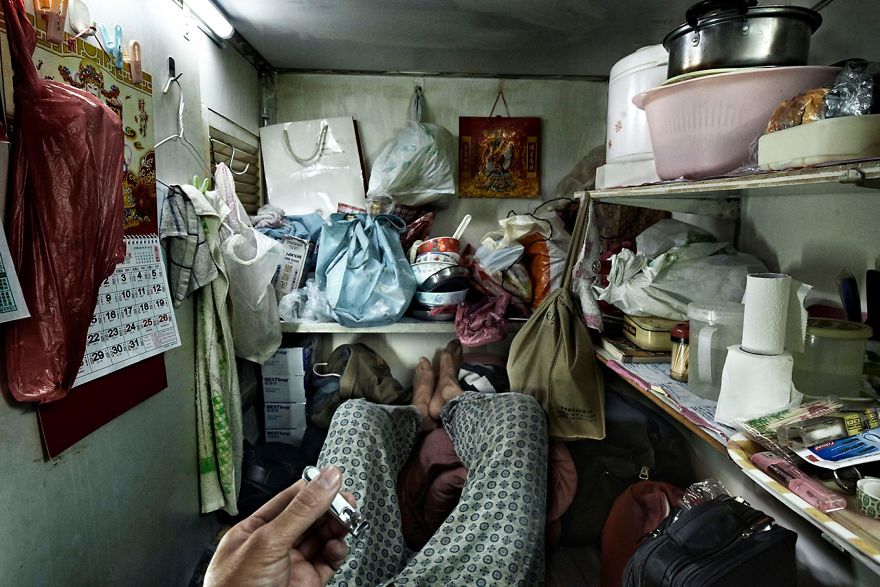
[{"xmin": 459, "ymin": 116, "xmax": 541, "ymax": 198}]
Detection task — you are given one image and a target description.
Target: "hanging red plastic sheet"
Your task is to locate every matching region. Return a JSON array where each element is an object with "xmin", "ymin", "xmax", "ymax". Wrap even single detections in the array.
[{"xmin": 2, "ymin": 0, "xmax": 124, "ymax": 403}]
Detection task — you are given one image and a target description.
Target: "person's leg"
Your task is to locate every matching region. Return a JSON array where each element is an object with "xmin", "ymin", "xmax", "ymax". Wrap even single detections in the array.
[
  {"xmin": 395, "ymin": 345, "xmax": 549, "ymax": 586},
  {"xmin": 319, "ymin": 360, "xmax": 433, "ymax": 587}
]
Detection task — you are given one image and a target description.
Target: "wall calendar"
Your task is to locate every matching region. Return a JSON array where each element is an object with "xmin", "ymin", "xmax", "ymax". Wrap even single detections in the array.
[{"xmin": 74, "ymin": 235, "xmax": 180, "ymax": 387}]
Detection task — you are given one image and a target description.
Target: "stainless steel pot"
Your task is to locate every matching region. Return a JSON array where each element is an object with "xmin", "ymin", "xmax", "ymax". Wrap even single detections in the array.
[{"xmin": 664, "ymin": 0, "xmax": 822, "ymax": 79}]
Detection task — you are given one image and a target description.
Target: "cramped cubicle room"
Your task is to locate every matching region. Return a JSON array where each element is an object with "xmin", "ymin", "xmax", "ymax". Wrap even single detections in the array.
[{"xmin": 1, "ymin": 0, "xmax": 880, "ymax": 585}]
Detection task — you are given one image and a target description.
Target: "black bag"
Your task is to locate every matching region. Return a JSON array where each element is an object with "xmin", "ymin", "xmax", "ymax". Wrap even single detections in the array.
[
  {"xmin": 623, "ymin": 495, "xmax": 797, "ymax": 587},
  {"xmin": 559, "ymin": 378, "xmax": 696, "ymax": 546}
]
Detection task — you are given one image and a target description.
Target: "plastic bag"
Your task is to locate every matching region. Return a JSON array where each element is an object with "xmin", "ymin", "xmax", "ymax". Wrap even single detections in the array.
[
  {"xmin": 316, "ymin": 213, "xmax": 417, "ymax": 327},
  {"xmin": 279, "ymin": 279, "xmax": 333, "ymax": 323},
  {"xmin": 223, "ymin": 228, "xmax": 284, "ymax": 363},
  {"xmin": 455, "ymin": 293, "xmax": 511, "ymax": 347},
  {"xmin": 366, "ymin": 87, "xmax": 456, "ymax": 207},
  {"xmin": 635, "ymin": 218, "xmax": 715, "ymax": 259},
  {"xmin": 3, "ymin": 0, "xmax": 125, "ymax": 403},
  {"xmin": 826, "ymin": 60, "xmax": 877, "ymax": 118},
  {"xmin": 595, "ymin": 243, "xmax": 767, "ymax": 321}
]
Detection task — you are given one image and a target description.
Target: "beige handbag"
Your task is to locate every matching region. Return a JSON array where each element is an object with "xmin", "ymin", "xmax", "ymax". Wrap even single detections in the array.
[{"xmin": 507, "ymin": 196, "xmax": 605, "ymax": 440}]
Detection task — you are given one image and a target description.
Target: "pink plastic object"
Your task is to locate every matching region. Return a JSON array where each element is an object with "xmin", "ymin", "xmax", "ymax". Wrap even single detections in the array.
[
  {"xmin": 3, "ymin": 0, "xmax": 125, "ymax": 403},
  {"xmin": 455, "ymin": 293, "xmax": 511, "ymax": 347},
  {"xmin": 633, "ymin": 66, "xmax": 840, "ymax": 180}
]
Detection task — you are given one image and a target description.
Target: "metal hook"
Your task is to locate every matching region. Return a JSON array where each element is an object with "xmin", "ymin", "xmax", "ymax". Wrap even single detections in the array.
[{"xmin": 210, "ymin": 138, "xmax": 251, "ymax": 176}]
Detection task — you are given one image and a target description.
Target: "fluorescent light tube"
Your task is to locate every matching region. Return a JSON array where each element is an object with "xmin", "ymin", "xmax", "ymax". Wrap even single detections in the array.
[{"xmin": 187, "ymin": 0, "xmax": 234, "ymax": 39}]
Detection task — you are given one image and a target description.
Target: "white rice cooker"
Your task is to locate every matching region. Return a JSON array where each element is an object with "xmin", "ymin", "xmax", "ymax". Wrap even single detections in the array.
[{"xmin": 596, "ymin": 45, "xmax": 668, "ymax": 189}]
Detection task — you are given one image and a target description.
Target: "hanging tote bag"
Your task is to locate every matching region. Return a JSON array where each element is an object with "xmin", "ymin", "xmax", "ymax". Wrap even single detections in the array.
[
  {"xmin": 507, "ymin": 196, "xmax": 606, "ymax": 440},
  {"xmin": 316, "ymin": 213, "xmax": 417, "ymax": 327},
  {"xmin": 260, "ymin": 117, "xmax": 367, "ymax": 216}
]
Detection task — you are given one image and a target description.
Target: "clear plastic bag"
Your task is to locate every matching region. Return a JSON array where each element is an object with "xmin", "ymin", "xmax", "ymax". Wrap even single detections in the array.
[
  {"xmin": 826, "ymin": 60, "xmax": 876, "ymax": 119},
  {"xmin": 679, "ymin": 479, "xmax": 730, "ymax": 511},
  {"xmin": 366, "ymin": 87, "xmax": 456, "ymax": 207},
  {"xmin": 279, "ymin": 279, "xmax": 333, "ymax": 323}
]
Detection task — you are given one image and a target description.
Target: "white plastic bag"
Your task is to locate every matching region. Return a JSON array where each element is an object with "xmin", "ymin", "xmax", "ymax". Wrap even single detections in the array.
[
  {"xmin": 366, "ymin": 87, "xmax": 456, "ymax": 207},
  {"xmin": 594, "ymin": 243, "xmax": 767, "ymax": 321},
  {"xmin": 636, "ymin": 218, "xmax": 716, "ymax": 258},
  {"xmin": 223, "ymin": 229, "xmax": 284, "ymax": 363}
]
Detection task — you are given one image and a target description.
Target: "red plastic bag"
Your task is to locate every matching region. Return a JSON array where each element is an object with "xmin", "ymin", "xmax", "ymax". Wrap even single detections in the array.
[{"xmin": 3, "ymin": 0, "xmax": 124, "ymax": 403}]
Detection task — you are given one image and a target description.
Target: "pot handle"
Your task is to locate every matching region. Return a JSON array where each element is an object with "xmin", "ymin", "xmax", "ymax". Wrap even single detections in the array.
[{"xmin": 686, "ymin": 0, "xmax": 757, "ymax": 27}]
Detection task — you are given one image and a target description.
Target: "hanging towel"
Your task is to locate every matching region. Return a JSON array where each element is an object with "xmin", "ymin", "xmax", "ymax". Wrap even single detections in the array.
[
  {"xmin": 159, "ymin": 185, "xmax": 218, "ymax": 307},
  {"xmin": 181, "ymin": 183, "xmax": 243, "ymax": 515}
]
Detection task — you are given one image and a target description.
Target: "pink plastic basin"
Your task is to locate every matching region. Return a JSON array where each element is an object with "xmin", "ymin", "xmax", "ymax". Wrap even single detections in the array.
[{"xmin": 633, "ymin": 66, "xmax": 840, "ymax": 180}]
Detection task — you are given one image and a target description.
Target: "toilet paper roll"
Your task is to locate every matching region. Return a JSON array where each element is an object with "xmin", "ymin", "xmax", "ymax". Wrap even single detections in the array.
[
  {"xmin": 741, "ymin": 273, "xmax": 791, "ymax": 355},
  {"xmin": 715, "ymin": 345, "xmax": 794, "ymax": 427}
]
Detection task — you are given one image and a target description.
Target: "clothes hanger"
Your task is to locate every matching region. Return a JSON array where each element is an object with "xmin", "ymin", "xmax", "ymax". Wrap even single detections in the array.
[
  {"xmin": 154, "ymin": 71, "xmax": 212, "ymax": 178},
  {"xmin": 210, "ymin": 138, "xmax": 251, "ymax": 176}
]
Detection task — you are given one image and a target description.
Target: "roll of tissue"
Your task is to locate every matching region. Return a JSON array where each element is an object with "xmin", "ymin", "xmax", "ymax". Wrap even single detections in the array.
[
  {"xmin": 715, "ymin": 345, "xmax": 794, "ymax": 427},
  {"xmin": 741, "ymin": 273, "xmax": 791, "ymax": 356}
]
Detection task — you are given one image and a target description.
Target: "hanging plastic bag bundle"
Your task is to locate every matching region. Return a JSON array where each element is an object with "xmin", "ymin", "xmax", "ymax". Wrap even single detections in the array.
[
  {"xmin": 3, "ymin": 0, "xmax": 125, "ymax": 402},
  {"xmin": 366, "ymin": 86, "xmax": 456, "ymax": 207},
  {"xmin": 316, "ymin": 213, "xmax": 417, "ymax": 327}
]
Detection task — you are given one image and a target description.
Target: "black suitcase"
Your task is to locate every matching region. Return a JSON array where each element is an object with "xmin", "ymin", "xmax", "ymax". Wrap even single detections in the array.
[{"xmin": 623, "ymin": 495, "xmax": 797, "ymax": 587}]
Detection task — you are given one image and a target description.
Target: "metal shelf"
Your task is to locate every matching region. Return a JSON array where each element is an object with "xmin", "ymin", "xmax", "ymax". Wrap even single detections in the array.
[
  {"xmin": 582, "ymin": 160, "xmax": 880, "ymax": 218},
  {"xmin": 281, "ymin": 318, "xmax": 526, "ymax": 335}
]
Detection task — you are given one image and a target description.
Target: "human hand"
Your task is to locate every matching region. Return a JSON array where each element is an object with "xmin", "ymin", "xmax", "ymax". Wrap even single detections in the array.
[{"xmin": 205, "ymin": 466, "xmax": 352, "ymax": 587}]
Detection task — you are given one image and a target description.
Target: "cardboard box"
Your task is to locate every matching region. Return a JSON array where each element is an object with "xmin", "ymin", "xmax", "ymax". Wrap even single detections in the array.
[
  {"xmin": 266, "ymin": 428, "xmax": 306, "ymax": 446},
  {"xmin": 265, "ymin": 402, "xmax": 307, "ymax": 430},
  {"xmin": 272, "ymin": 236, "xmax": 314, "ymax": 299},
  {"xmin": 263, "ymin": 374, "xmax": 306, "ymax": 403},
  {"xmin": 263, "ymin": 346, "xmax": 309, "ymax": 377}
]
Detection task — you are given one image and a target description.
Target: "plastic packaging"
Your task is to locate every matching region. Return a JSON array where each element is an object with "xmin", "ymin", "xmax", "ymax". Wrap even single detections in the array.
[
  {"xmin": 678, "ymin": 479, "xmax": 729, "ymax": 511},
  {"xmin": 367, "ymin": 87, "xmax": 456, "ymax": 207},
  {"xmin": 826, "ymin": 60, "xmax": 876, "ymax": 119},
  {"xmin": 3, "ymin": 0, "xmax": 125, "ymax": 403},
  {"xmin": 455, "ymin": 293, "xmax": 511, "ymax": 347},
  {"xmin": 739, "ymin": 397, "xmax": 846, "ymax": 455},
  {"xmin": 279, "ymin": 279, "xmax": 333, "ymax": 323},
  {"xmin": 635, "ymin": 218, "xmax": 715, "ymax": 259}
]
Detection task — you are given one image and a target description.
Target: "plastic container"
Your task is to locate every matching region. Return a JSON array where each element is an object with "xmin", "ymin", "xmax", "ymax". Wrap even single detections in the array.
[
  {"xmin": 670, "ymin": 322, "xmax": 690, "ymax": 382},
  {"xmin": 758, "ymin": 114, "xmax": 880, "ymax": 171},
  {"xmin": 632, "ymin": 66, "xmax": 840, "ymax": 180},
  {"xmin": 605, "ymin": 44, "xmax": 668, "ymax": 164},
  {"xmin": 687, "ymin": 301, "xmax": 745, "ymax": 400},
  {"xmin": 792, "ymin": 318, "xmax": 873, "ymax": 398}
]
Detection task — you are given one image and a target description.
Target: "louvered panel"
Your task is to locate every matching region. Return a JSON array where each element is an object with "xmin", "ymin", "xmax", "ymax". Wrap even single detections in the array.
[{"xmin": 209, "ymin": 125, "xmax": 263, "ymax": 212}]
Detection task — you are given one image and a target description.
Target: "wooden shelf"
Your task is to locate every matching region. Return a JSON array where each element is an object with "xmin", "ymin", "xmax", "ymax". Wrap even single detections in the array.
[
  {"xmin": 728, "ymin": 433, "xmax": 880, "ymax": 576},
  {"xmin": 281, "ymin": 318, "xmax": 526, "ymax": 335},
  {"xmin": 581, "ymin": 160, "xmax": 880, "ymax": 218},
  {"xmin": 596, "ymin": 351, "xmax": 727, "ymax": 453}
]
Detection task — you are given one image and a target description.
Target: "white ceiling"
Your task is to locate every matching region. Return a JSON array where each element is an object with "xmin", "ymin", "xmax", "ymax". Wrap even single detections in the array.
[{"xmin": 214, "ymin": 0, "xmax": 876, "ymax": 77}]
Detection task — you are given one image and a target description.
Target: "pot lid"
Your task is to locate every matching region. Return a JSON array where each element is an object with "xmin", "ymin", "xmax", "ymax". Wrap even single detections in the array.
[{"xmin": 664, "ymin": 3, "xmax": 822, "ymax": 50}]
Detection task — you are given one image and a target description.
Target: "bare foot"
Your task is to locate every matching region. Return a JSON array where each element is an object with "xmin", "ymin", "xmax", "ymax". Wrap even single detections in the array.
[
  {"xmin": 429, "ymin": 340, "xmax": 464, "ymax": 420},
  {"xmin": 413, "ymin": 357, "xmax": 438, "ymax": 431}
]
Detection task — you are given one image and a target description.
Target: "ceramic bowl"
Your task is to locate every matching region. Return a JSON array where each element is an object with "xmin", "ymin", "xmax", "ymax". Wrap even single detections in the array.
[
  {"xmin": 416, "ymin": 251, "xmax": 461, "ymax": 265},
  {"xmin": 417, "ymin": 237, "xmax": 461, "ymax": 255},
  {"xmin": 414, "ymin": 289, "xmax": 468, "ymax": 307},
  {"xmin": 857, "ymin": 478, "xmax": 880, "ymax": 519}
]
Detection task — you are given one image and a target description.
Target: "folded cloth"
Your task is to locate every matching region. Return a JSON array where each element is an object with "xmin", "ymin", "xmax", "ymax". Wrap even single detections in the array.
[
  {"xmin": 397, "ymin": 424, "xmax": 577, "ymax": 550},
  {"xmin": 159, "ymin": 185, "xmax": 218, "ymax": 307},
  {"xmin": 257, "ymin": 212, "xmax": 323, "ymax": 242}
]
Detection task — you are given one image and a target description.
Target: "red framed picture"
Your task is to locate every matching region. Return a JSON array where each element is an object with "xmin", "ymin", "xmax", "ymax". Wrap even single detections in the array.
[{"xmin": 459, "ymin": 116, "xmax": 541, "ymax": 198}]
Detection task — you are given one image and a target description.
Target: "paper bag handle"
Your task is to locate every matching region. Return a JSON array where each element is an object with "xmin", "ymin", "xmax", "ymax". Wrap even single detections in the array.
[{"xmin": 283, "ymin": 122, "xmax": 329, "ymax": 164}]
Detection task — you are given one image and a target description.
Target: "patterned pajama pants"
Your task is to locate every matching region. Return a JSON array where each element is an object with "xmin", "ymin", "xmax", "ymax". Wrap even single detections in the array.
[{"xmin": 318, "ymin": 392, "xmax": 548, "ymax": 587}]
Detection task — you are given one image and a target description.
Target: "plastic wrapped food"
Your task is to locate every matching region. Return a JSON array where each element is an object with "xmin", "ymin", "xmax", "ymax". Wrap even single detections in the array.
[
  {"xmin": 766, "ymin": 88, "xmax": 829, "ymax": 134},
  {"xmin": 3, "ymin": 0, "xmax": 125, "ymax": 403}
]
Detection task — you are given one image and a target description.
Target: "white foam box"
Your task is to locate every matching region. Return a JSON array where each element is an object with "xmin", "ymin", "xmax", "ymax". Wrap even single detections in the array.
[
  {"xmin": 265, "ymin": 428, "xmax": 306, "ymax": 446},
  {"xmin": 265, "ymin": 402, "xmax": 307, "ymax": 430}
]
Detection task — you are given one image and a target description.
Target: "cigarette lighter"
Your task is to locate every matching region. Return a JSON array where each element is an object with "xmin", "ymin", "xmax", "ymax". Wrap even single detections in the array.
[
  {"xmin": 302, "ymin": 466, "xmax": 370, "ymax": 537},
  {"xmin": 750, "ymin": 452, "xmax": 847, "ymax": 513}
]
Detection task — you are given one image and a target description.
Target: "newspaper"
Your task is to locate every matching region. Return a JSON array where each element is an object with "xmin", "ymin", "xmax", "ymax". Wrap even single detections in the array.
[{"xmin": 601, "ymin": 353, "xmax": 735, "ymax": 444}]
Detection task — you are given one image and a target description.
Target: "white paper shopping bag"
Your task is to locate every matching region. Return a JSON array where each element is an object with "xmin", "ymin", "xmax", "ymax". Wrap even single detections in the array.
[{"xmin": 260, "ymin": 117, "xmax": 366, "ymax": 217}]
